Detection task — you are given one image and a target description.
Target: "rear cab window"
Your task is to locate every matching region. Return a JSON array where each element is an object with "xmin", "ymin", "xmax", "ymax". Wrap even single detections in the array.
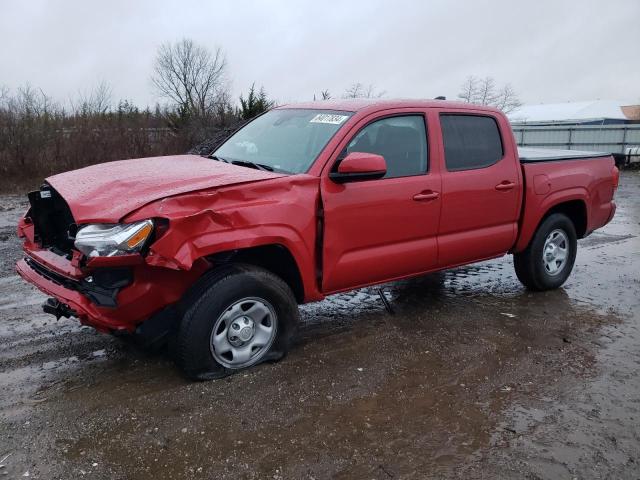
[{"xmin": 440, "ymin": 114, "xmax": 503, "ymax": 171}]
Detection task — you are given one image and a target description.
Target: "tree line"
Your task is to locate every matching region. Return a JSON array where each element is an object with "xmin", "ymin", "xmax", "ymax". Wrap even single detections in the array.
[{"xmin": 0, "ymin": 37, "xmax": 521, "ymax": 191}]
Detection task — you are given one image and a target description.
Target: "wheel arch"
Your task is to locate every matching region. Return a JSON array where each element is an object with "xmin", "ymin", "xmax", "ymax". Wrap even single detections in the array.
[
  {"xmin": 515, "ymin": 189, "xmax": 589, "ymax": 253},
  {"xmin": 542, "ymin": 200, "xmax": 588, "ymax": 238},
  {"xmin": 207, "ymin": 244, "xmax": 306, "ymax": 303}
]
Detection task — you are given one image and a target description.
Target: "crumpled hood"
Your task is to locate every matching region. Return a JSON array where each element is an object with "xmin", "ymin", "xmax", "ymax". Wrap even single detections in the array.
[{"xmin": 46, "ymin": 154, "xmax": 283, "ymax": 223}]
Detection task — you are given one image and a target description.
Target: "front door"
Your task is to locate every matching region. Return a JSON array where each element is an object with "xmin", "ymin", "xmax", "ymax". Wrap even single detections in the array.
[{"xmin": 321, "ymin": 113, "xmax": 441, "ymax": 293}]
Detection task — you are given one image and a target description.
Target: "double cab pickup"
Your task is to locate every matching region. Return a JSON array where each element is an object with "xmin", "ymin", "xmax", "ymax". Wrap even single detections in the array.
[{"xmin": 16, "ymin": 99, "xmax": 619, "ymax": 379}]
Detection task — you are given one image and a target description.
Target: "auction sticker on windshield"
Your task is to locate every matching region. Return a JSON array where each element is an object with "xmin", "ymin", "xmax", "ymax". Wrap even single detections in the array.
[{"xmin": 309, "ymin": 113, "xmax": 350, "ymax": 124}]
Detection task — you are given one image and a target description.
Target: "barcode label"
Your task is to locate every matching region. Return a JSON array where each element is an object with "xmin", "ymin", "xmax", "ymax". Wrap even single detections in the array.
[{"xmin": 310, "ymin": 114, "xmax": 349, "ymax": 125}]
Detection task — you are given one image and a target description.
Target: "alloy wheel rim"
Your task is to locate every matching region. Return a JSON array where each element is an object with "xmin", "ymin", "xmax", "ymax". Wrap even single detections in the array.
[
  {"xmin": 210, "ymin": 297, "xmax": 277, "ymax": 369},
  {"xmin": 543, "ymin": 229, "xmax": 569, "ymax": 276}
]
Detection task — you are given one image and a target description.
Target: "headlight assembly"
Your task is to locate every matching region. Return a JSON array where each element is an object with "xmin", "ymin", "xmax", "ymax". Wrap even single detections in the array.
[{"xmin": 74, "ymin": 220, "xmax": 154, "ymax": 257}]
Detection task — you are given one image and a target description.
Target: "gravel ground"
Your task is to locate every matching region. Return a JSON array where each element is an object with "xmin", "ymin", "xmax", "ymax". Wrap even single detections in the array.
[{"xmin": 0, "ymin": 172, "xmax": 638, "ymax": 479}]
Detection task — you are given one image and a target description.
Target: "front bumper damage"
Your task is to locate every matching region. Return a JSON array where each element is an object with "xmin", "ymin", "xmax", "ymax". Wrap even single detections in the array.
[
  {"xmin": 23, "ymin": 256, "xmax": 132, "ymax": 308},
  {"xmin": 15, "ymin": 187, "xmax": 210, "ymax": 334},
  {"xmin": 17, "ymin": 255, "xmax": 109, "ymax": 330},
  {"xmin": 16, "ymin": 247, "xmax": 207, "ymax": 333}
]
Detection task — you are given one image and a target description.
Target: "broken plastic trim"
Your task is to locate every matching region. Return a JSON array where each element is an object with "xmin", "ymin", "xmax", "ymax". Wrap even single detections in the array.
[{"xmin": 25, "ymin": 257, "xmax": 133, "ymax": 308}]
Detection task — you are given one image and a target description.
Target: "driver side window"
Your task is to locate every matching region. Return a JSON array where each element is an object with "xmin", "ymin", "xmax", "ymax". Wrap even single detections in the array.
[{"xmin": 344, "ymin": 115, "xmax": 428, "ymax": 178}]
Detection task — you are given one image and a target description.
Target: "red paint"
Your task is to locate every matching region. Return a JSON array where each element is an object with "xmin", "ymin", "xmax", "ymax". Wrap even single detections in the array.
[
  {"xmin": 16, "ymin": 99, "xmax": 617, "ymax": 332},
  {"xmin": 513, "ymin": 158, "xmax": 616, "ymax": 252},
  {"xmin": 85, "ymin": 254, "xmax": 145, "ymax": 268},
  {"xmin": 533, "ymin": 174, "xmax": 551, "ymax": 195},
  {"xmin": 337, "ymin": 152, "xmax": 386, "ymax": 174},
  {"xmin": 46, "ymin": 154, "xmax": 283, "ymax": 223}
]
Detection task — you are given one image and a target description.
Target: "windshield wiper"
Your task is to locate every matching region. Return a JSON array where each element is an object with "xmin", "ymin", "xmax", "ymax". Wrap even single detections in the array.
[
  {"xmin": 210, "ymin": 155, "xmax": 279, "ymax": 172},
  {"xmin": 230, "ymin": 160, "xmax": 274, "ymax": 172},
  {"xmin": 208, "ymin": 154, "xmax": 230, "ymax": 163}
]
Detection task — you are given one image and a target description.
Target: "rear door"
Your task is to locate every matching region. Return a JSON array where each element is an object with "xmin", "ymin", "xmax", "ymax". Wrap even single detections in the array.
[
  {"xmin": 435, "ymin": 110, "xmax": 522, "ymax": 266},
  {"xmin": 320, "ymin": 110, "xmax": 442, "ymax": 293}
]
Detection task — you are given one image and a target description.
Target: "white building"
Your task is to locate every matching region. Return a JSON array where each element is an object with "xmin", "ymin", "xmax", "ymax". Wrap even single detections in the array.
[{"xmin": 508, "ymin": 100, "xmax": 639, "ymax": 126}]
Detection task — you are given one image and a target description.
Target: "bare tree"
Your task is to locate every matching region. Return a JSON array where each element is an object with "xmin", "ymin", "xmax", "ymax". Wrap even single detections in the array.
[
  {"xmin": 151, "ymin": 38, "xmax": 228, "ymax": 117},
  {"xmin": 492, "ymin": 84, "xmax": 522, "ymax": 114},
  {"xmin": 343, "ymin": 82, "xmax": 385, "ymax": 99},
  {"xmin": 9, "ymin": 84, "xmax": 56, "ymax": 117},
  {"xmin": 343, "ymin": 83, "xmax": 363, "ymax": 99},
  {"xmin": 457, "ymin": 76, "xmax": 479, "ymax": 103},
  {"xmin": 0, "ymin": 85, "xmax": 9, "ymax": 105},
  {"xmin": 476, "ymin": 77, "xmax": 497, "ymax": 105},
  {"xmin": 0, "ymin": 84, "xmax": 193, "ymax": 188},
  {"xmin": 74, "ymin": 81, "xmax": 113, "ymax": 115},
  {"xmin": 0, "ymin": 84, "xmax": 63, "ymax": 174},
  {"xmin": 457, "ymin": 75, "xmax": 522, "ymax": 113}
]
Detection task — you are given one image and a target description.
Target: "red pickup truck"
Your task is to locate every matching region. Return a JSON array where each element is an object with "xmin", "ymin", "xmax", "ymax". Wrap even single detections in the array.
[{"xmin": 16, "ymin": 99, "xmax": 619, "ymax": 379}]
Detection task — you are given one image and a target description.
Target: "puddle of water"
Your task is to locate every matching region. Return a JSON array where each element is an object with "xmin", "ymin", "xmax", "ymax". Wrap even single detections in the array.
[{"xmin": 479, "ymin": 172, "xmax": 640, "ymax": 478}]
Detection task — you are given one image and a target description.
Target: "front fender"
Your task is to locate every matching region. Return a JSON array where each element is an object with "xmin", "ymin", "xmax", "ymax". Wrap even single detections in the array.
[{"xmin": 124, "ymin": 175, "xmax": 322, "ymax": 301}]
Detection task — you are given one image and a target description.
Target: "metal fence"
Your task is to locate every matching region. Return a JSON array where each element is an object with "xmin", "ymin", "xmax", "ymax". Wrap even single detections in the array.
[{"xmin": 511, "ymin": 124, "xmax": 640, "ymax": 155}]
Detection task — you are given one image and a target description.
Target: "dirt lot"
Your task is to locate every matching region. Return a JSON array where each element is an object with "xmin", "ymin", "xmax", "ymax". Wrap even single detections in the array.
[{"xmin": 1, "ymin": 172, "xmax": 639, "ymax": 479}]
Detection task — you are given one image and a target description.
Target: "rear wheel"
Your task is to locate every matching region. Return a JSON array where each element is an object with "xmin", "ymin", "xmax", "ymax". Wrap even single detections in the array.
[
  {"xmin": 514, "ymin": 213, "xmax": 577, "ymax": 291},
  {"xmin": 174, "ymin": 264, "xmax": 298, "ymax": 380}
]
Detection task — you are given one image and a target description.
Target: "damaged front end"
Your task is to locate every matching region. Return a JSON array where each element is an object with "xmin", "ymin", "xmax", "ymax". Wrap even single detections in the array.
[
  {"xmin": 25, "ymin": 183, "xmax": 76, "ymax": 255},
  {"xmin": 16, "ymin": 183, "xmax": 206, "ymax": 333},
  {"xmin": 15, "ymin": 160, "xmax": 322, "ymax": 338}
]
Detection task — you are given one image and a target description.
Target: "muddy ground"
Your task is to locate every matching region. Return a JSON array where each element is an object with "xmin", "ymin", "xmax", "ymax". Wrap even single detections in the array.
[{"xmin": 1, "ymin": 172, "xmax": 639, "ymax": 479}]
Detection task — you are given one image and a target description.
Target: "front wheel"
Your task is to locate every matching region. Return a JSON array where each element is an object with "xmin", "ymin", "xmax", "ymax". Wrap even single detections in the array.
[
  {"xmin": 514, "ymin": 213, "xmax": 577, "ymax": 291},
  {"xmin": 174, "ymin": 265, "xmax": 299, "ymax": 380}
]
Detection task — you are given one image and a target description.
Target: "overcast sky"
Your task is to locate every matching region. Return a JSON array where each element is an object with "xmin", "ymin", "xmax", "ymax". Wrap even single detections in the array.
[{"xmin": 1, "ymin": 0, "xmax": 638, "ymax": 109}]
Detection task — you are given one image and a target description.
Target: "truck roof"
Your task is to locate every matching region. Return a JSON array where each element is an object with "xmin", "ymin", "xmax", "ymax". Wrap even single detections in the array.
[{"xmin": 276, "ymin": 98, "xmax": 500, "ymax": 114}]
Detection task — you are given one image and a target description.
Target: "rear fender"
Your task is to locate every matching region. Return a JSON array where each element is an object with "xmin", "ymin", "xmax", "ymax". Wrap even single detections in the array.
[{"xmin": 514, "ymin": 187, "xmax": 589, "ymax": 252}]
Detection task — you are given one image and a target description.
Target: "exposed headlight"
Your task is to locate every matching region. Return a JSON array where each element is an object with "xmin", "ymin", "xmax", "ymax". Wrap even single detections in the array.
[{"xmin": 74, "ymin": 220, "xmax": 154, "ymax": 257}]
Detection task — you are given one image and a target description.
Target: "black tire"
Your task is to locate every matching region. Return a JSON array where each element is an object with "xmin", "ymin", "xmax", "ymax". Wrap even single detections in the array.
[
  {"xmin": 513, "ymin": 213, "xmax": 577, "ymax": 291},
  {"xmin": 174, "ymin": 264, "xmax": 299, "ymax": 380}
]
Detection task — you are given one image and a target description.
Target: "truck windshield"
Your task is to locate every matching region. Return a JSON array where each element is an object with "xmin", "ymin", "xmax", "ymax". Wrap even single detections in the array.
[{"xmin": 213, "ymin": 109, "xmax": 353, "ymax": 174}]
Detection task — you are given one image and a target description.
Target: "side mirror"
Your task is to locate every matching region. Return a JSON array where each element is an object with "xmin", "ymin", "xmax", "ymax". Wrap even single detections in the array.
[{"xmin": 329, "ymin": 152, "xmax": 387, "ymax": 183}]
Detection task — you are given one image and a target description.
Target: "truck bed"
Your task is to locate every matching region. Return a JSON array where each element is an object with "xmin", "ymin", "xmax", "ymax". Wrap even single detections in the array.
[
  {"xmin": 518, "ymin": 147, "xmax": 611, "ymax": 163},
  {"xmin": 515, "ymin": 148, "xmax": 616, "ymax": 253}
]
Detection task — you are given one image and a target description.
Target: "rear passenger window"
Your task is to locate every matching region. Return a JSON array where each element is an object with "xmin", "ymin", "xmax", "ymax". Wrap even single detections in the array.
[
  {"xmin": 440, "ymin": 114, "xmax": 503, "ymax": 171},
  {"xmin": 344, "ymin": 115, "xmax": 427, "ymax": 178}
]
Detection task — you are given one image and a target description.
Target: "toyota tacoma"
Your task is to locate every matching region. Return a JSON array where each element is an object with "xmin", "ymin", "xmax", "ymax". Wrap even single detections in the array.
[{"xmin": 16, "ymin": 99, "xmax": 619, "ymax": 379}]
